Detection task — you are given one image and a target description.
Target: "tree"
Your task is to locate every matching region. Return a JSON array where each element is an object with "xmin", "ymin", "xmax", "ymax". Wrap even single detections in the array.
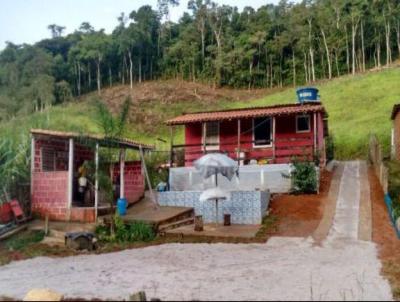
[
  {"xmin": 78, "ymin": 31, "xmax": 111, "ymax": 95},
  {"xmin": 47, "ymin": 24, "xmax": 66, "ymax": 38}
]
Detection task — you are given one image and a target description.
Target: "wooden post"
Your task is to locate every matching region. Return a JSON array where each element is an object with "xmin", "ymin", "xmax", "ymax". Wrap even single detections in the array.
[
  {"xmin": 168, "ymin": 126, "xmax": 174, "ymax": 190},
  {"xmin": 44, "ymin": 214, "xmax": 49, "ymax": 236},
  {"xmin": 224, "ymin": 214, "xmax": 231, "ymax": 226},
  {"xmin": 194, "ymin": 215, "xmax": 204, "ymax": 232},
  {"xmin": 272, "ymin": 116, "xmax": 276, "ymax": 161},
  {"xmin": 202, "ymin": 122, "xmax": 207, "ymax": 153},
  {"xmin": 139, "ymin": 146, "xmax": 158, "ymax": 207},
  {"xmin": 237, "ymin": 119, "xmax": 241, "ymax": 165},
  {"xmin": 30, "ymin": 136, "xmax": 35, "ymax": 197},
  {"xmin": 120, "ymin": 149, "xmax": 126, "ymax": 199},
  {"xmin": 313, "ymin": 113, "xmax": 317, "ymax": 157},
  {"xmin": 94, "ymin": 143, "xmax": 99, "ymax": 221},
  {"xmin": 67, "ymin": 138, "xmax": 74, "ymax": 221}
]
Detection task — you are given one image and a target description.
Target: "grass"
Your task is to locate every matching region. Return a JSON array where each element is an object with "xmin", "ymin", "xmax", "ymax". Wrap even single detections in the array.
[
  {"xmin": 4, "ymin": 230, "xmax": 45, "ymax": 250},
  {"xmin": 1, "ymin": 68, "xmax": 400, "ymax": 159}
]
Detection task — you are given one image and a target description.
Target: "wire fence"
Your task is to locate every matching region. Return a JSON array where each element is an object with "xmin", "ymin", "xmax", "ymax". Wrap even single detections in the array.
[{"xmin": 369, "ymin": 134, "xmax": 399, "ymax": 237}]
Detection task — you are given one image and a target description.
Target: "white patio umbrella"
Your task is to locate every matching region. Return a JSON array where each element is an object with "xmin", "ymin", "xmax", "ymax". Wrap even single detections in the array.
[{"xmin": 194, "ymin": 153, "xmax": 239, "ymax": 225}]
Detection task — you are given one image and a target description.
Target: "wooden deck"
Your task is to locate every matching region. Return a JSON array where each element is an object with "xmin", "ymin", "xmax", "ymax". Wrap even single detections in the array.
[{"xmin": 109, "ymin": 197, "xmax": 194, "ymax": 226}]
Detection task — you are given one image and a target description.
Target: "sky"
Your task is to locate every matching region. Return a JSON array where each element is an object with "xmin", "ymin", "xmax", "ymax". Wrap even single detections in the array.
[{"xmin": 0, "ymin": 0, "xmax": 286, "ymax": 50}]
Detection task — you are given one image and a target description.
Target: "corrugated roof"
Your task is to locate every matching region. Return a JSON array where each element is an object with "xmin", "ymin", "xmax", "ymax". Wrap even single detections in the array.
[
  {"xmin": 165, "ymin": 102, "xmax": 326, "ymax": 125},
  {"xmin": 391, "ymin": 104, "xmax": 400, "ymax": 120},
  {"xmin": 30, "ymin": 129, "xmax": 154, "ymax": 150}
]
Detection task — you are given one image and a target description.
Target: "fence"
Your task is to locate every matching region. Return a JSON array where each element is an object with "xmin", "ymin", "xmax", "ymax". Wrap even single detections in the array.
[
  {"xmin": 369, "ymin": 134, "xmax": 400, "ymax": 237},
  {"xmin": 384, "ymin": 194, "xmax": 400, "ymax": 238},
  {"xmin": 369, "ymin": 134, "xmax": 388, "ymax": 194},
  {"xmin": 169, "ymin": 164, "xmax": 294, "ymax": 193}
]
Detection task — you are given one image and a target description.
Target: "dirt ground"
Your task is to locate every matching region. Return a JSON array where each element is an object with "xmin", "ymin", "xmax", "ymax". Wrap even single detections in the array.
[
  {"xmin": 369, "ymin": 167, "xmax": 400, "ymax": 299},
  {"xmin": 270, "ymin": 169, "xmax": 333, "ymax": 237},
  {"xmin": 98, "ymin": 80, "xmax": 274, "ymax": 106}
]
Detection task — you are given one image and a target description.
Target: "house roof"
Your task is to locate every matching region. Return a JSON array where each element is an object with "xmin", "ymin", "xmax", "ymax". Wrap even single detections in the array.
[
  {"xmin": 391, "ymin": 104, "xmax": 400, "ymax": 120},
  {"xmin": 30, "ymin": 129, "xmax": 154, "ymax": 150},
  {"xmin": 165, "ymin": 102, "xmax": 327, "ymax": 125}
]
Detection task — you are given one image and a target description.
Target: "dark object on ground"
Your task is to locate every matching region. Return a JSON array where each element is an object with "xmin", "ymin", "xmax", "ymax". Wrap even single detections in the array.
[
  {"xmin": 194, "ymin": 215, "xmax": 204, "ymax": 232},
  {"xmin": 224, "ymin": 214, "xmax": 231, "ymax": 226},
  {"xmin": 129, "ymin": 291, "xmax": 147, "ymax": 301},
  {"xmin": 65, "ymin": 232, "xmax": 96, "ymax": 251}
]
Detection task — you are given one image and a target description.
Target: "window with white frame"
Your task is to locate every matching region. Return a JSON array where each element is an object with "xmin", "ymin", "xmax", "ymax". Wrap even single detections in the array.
[
  {"xmin": 296, "ymin": 115, "xmax": 311, "ymax": 133},
  {"xmin": 253, "ymin": 117, "xmax": 272, "ymax": 147},
  {"xmin": 203, "ymin": 121, "xmax": 220, "ymax": 150}
]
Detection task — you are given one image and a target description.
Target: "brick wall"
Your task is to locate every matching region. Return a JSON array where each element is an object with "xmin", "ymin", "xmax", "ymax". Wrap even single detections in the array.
[
  {"xmin": 113, "ymin": 161, "xmax": 145, "ymax": 205},
  {"xmin": 31, "ymin": 171, "xmax": 69, "ymax": 220}
]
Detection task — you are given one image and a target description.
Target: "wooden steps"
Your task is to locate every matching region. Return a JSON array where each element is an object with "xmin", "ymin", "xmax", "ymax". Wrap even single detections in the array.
[{"xmin": 158, "ymin": 217, "xmax": 195, "ymax": 234}]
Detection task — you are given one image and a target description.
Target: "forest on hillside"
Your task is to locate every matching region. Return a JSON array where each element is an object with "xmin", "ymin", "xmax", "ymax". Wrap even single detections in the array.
[{"xmin": 0, "ymin": 0, "xmax": 400, "ymax": 122}]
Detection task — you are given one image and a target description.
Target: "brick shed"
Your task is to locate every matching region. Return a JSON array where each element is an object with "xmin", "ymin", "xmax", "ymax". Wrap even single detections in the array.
[{"xmin": 30, "ymin": 129, "xmax": 153, "ymax": 223}]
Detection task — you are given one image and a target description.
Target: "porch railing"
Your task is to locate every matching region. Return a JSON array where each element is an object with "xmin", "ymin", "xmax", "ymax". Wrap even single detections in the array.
[{"xmin": 170, "ymin": 134, "xmax": 315, "ymax": 167}]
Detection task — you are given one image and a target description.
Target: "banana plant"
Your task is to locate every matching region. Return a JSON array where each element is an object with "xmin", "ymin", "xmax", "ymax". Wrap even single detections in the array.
[{"xmin": 0, "ymin": 137, "xmax": 30, "ymax": 203}]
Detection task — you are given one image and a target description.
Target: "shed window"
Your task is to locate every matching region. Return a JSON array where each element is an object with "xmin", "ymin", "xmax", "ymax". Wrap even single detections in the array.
[
  {"xmin": 41, "ymin": 147, "xmax": 56, "ymax": 171},
  {"xmin": 253, "ymin": 117, "xmax": 272, "ymax": 147},
  {"xmin": 203, "ymin": 121, "xmax": 220, "ymax": 150},
  {"xmin": 296, "ymin": 115, "xmax": 311, "ymax": 133}
]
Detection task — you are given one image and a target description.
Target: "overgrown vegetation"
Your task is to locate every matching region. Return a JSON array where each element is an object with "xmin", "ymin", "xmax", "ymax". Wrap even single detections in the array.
[
  {"xmin": 0, "ymin": 138, "xmax": 30, "ymax": 204},
  {"xmin": 95, "ymin": 215, "xmax": 156, "ymax": 243}
]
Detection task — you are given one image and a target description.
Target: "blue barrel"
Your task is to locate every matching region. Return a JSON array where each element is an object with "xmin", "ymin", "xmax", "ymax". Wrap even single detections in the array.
[
  {"xmin": 117, "ymin": 198, "xmax": 127, "ymax": 216},
  {"xmin": 296, "ymin": 87, "xmax": 320, "ymax": 103}
]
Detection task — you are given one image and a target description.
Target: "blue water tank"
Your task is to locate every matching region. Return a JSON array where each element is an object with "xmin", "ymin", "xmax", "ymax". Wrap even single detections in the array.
[
  {"xmin": 117, "ymin": 198, "xmax": 127, "ymax": 216},
  {"xmin": 296, "ymin": 87, "xmax": 320, "ymax": 103}
]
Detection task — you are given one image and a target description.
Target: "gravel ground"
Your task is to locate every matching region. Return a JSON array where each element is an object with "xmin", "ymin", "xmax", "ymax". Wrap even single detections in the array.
[{"xmin": 0, "ymin": 161, "xmax": 393, "ymax": 301}]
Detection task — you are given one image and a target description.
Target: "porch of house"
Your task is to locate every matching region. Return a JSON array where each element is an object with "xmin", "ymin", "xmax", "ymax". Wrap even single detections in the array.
[{"xmin": 30, "ymin": 129, "xmax": 153, "ymax": 223}]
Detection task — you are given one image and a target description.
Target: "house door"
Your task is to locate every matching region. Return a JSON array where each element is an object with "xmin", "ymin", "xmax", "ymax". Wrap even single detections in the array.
[{"xmin": 203, "ymin": 121, "xmax": 220, "ymax": 151}]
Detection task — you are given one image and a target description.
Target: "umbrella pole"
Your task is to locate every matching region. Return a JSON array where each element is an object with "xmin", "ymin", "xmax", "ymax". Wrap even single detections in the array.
[{"xmin": 216, "ymin": 199, "xmax": 218, "ymax": 228}]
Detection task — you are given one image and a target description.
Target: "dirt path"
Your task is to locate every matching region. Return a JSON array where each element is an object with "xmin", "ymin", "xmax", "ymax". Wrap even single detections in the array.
[{"xmin": 0, "ymin": 162, "xmax": 393, "ymax": 301}]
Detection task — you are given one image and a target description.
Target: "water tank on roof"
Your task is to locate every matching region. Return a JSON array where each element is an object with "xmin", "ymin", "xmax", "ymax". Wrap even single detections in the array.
[{"xmin": 296, "ymin": 87, "xmax": 320, "ymax": 104}]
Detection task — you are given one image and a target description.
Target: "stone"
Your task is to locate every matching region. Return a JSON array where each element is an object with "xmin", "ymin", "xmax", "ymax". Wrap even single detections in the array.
[
  {"xmin": 23, "ymin": 289, "xmax": 63, "ymax": 301},
  {"xmin": 129, "ymin": 291, "xmax": 147, "ymax": 301}
]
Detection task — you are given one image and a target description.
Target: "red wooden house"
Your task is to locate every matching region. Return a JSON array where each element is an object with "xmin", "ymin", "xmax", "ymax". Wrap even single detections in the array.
[
  {"xmin": 30, "ymin": 129, "xmax": 153, "ymax": 223},
  {"xmin": 166, "ymin": 102, "xmax": 328, "ymax": 167}
]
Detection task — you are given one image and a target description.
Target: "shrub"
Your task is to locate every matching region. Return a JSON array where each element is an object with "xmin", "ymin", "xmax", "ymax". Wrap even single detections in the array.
[
  {"xmin": 96, "ymin": 215, "xmax": 156, "ymax": 243},
  {"xmin": 287, "ymin": 160, "xmax": 318, "ymax": 194}
]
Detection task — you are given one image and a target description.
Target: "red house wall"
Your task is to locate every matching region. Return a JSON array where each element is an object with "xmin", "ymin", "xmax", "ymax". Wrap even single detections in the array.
[
  {"xmin": 183, "ymin": 113, "xmax": 322, "ymax": 166},
  {"xmin": 184, "ymin": 123, "xmax": 202, "ymax": 166}
]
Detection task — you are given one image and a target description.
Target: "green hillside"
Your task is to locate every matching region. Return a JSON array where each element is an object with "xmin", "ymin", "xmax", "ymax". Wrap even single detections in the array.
[{"xmin": 1, "ymin": 68, "xmax": 399, "ymax": 159}]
